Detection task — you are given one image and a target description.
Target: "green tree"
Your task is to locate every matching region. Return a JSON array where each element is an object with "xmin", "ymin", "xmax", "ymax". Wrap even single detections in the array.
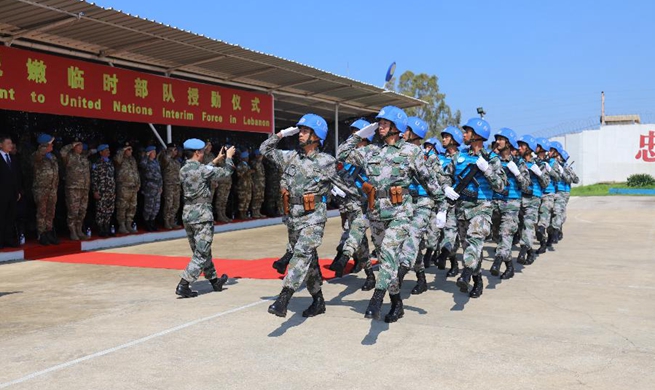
[{"xmin": 386, "ymin": 71, "xmax": 461, "ymax": 138}]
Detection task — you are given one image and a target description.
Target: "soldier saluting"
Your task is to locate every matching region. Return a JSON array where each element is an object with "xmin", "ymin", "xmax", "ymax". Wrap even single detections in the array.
[{"xmin": 176, "ymin": 139, "xmax": 235, "ymax": 298}]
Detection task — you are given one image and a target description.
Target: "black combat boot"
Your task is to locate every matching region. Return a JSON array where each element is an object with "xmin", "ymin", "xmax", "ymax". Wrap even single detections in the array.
[
  {"xmin": 364, "ymin": 289, "xmax": 386, "ymax": 320},
  {"xmin": 38, "ymin": 233, "xmax": 50, "ymax": 246},
  {"xmin": 517, "ymin": 245, "xmax": 528, "ymax": 264},
  {"xmin": 526, "ymin": 248, "xmax": 536, "ymax": 265},
  {"xmin": 48, "ymin": 229, "xmax": 60, "ymax": 245},
  {"xmin": 422, "ymin": 248, "xmax": 433, "ymax": 269},
  {"xmin": 397, "ymin": 264, "xmax": 410, "ymax": 288},
  {"xmin": 552, "ymin": 228, "xmax": 560, "ymax": 244},
  {"xmin": 98, "ymin": 225, "xmax": 108, "ymax": 237},
  {"xmin": 546, "ymin": 227, "xmax": 555, "ymax": 250},
  {"xmin": 411, "ymin": 271, "xmax": 428, "ymax": 295},
  {"xmin": 536, "ymin": 226, "xmax": 547, "ymax": 254},
  {"xmin": 209, "ymin": 274, "xmax": 229, "ymax": 292},
  {"xmin": 302, "ymin": 290, "xmax": 326, "ymax": 317},
  {"xmin": 268, "ymin": 287, "xmax": 294, "ymax": 317},
  {"xmin": 436, "ymin": 248, "xmax": 449, "ymax": 270},
  {"xmin": 384, "ymin": 293, "xmax": 404, "ymax": 323},
  {"xmin": 330, "ymin": 252, "xmax": 350, "ymax": 278},
  {"xmin": 175, "ymin": 279, "xmax": 198, "ymax": 298},
  {"xmin": 558, "ymin": 228, "xmax": 564, "ymax": 241},
  {"xmin": 446, "ymin": 257, "xmax": 460, "ymax": 277},
  {"xmin": 456, "ymin": 267, "xmax": 473, "ymax": 293},
  {"xmin": 351, "ymin": 254, "xmax": 365, "ymax": 274},
  {"xmin": 272, "ymin": 251, "xmax": 293, "ymax": 274},
  {"xmin": 361, "ymin": 268, "xmax": 376, "ymax": 291},
  {"xmin": 490, "ymin": 255, "xmax": 503, "ymax": 277},
  {"xmin": 328, "ymin": 250, "xmax": 343, "ymax": 271},
  {"xmin": 469, "ymin": 273, "xmax": 484, "ymax": 298},
  {"xmin": 500, "ymin": 260, "xmax": 515, "ymax": 279}
]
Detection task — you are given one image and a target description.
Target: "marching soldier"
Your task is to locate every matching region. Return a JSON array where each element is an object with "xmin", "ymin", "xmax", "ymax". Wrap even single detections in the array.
[
  {"xmin": 236, "ymin": 150, "xmax": 254, "ymax": 220},
  {"xmin": 250, "ymin": 149, "xmax": 266, "ymax": 218},
  {"xmin": 91, "ymin": 144, "xmax": 116, "ymax": 237},
  {"xmin": 175, "ymin": 139, "xmax": 235, "ymax": 298},
  {"xmin": 60, "ymin": 140, "xmax": 90, "ymax": 240},
  {"xmin": 114, "ymin": 142, "xmax": 140, "ymax": 234},
  {"xmin": 33, "ymin": 133, "xmax": 60, "ymax": 245},
  {"xmin": 140, "ymin": 146, "xmax": 163, "ymax": 231},
  {"xmin": 535, "ymin": 138, "xmax": 561, "ymax": 253},
  {"xmin": 159, "ymin": 143, "xmax": 181, "ymax": 229}
]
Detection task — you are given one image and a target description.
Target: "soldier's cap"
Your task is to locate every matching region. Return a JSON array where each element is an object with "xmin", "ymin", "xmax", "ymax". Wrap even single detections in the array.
[
  {"xmin": 82, "ymin": 143, "xmax": 88, "ymax": 151},
  {"xmin": 98, "ymin": 144, "xmax": 109, "ymax": 152},
  {"xmin": 37, "ymin": 133, "xmax": 54, "ymax": 145},
  {"xmin": 145, "ymin": 145, "xmax": 157, "ymax": 153},
  {"xmin": 166, "ymin": 142, "xmax": 177, "ymax": 149},
  {"xmin": 183, "ymin": 138, "xmax": 205, "ymax": 150},
  {"xmin": 240, "ymin": 151, "xmax": 250, "ymax": 158},
  {"xmin": 72, "ymin": 140, "xmax": 83, "ymax": 147},
  {"xmin": 254, "ymin": 149, "xmax": 261, "ymax": 156}
]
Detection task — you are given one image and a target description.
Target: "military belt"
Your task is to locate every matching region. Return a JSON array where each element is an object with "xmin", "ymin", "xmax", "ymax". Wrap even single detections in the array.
[
  {"xmin": 185, "ymin": 197, "xmax": 212, "ymax": 205},
  {"xmin": 289, "ymin": 194, "xmax": 326, "ymax": 205},
  {"xmin": 375, "ymin": 187, "xmax": 410, "ymax": 198}
]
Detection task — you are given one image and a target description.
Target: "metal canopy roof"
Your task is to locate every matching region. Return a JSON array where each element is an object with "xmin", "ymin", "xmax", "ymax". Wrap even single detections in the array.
[{"xmin": 0, "ymin": 0, "xmax": 425, "ymax": 128}]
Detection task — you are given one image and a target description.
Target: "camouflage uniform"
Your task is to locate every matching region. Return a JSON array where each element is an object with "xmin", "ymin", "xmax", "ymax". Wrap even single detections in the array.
[
  {"xmin": 139, "ymin": 156, "xmax": 163, "ymax": 222},
  {"xmin": 179, "ymin": 158, "xmax": 234, "ymax": 282},
  {"xmin": 338, "ymin": 136, "xmax": 445, "ymax": 295},
  {"xmin": 250, "ymin": 156, "xmax": 266, "ymax": 218},
  {"xmin": 201, "ymin": 149, "xmax": 218, "ymax": 219},
  {"xmin": 552, "ymin": 163, "xmax": 578, "ymax": 231},
  {"xmin": 159, "ymin": 150, "xmax": 181, "ymax": 229},
  {"xmin": 60, "ymin": 143, "xmax": 90, "ymax": 240},
  {"xmin": 437, "ymin": 152, "xmax": 459, "ymax": 256},
  {"xmin": 265, "ymin": 160, "xmax": 284, "ymax": 216},
  {"xmin": 114, "ymin": 148, "xmax": 140, "ymax": 233},
  {"xmin": 261, "ymin": 135, "xmax": 352, "ymax": 293},
  {"xmin": 235, "ymin": 159, "xmax": 254, "ymax": 219},
  {"xmin": 91, "ymin": 157, "xmax": 115, "ymax": 231},
  {"xmin": 213, "ymin": 166, "xmax": 232, "ymax": 222},
  {"xmin": 32, "ymin": 149, "xmax": 59, "ymax": 237},
  {"xmin": 519, "ymin": 159, "xmax": 550, "ymax": 251}
]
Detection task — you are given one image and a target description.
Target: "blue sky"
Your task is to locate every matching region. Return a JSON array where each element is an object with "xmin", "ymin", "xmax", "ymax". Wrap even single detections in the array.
[{"xmin": 95, "ymin": 0, "xmax": 655, "ymax": 135}]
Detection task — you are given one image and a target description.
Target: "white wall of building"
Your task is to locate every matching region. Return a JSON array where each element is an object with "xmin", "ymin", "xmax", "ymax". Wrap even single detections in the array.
[{"xmin": 551, "ymin": 124, "xmax": 655, "ymax": 186}]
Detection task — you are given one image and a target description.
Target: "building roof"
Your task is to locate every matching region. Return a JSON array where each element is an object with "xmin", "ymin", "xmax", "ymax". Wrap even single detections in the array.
[{"xmin": 0, "ymin": 0, "xmax": 425, "ymax": 127}]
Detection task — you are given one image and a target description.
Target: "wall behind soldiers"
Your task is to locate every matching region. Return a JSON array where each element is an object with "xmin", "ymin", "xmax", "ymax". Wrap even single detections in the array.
[{"xmin": 552, "ymin": 123, "xmax": 655, "ymax": 186}]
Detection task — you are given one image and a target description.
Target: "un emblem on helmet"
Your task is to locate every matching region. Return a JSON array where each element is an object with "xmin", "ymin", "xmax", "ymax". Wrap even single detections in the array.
[
  {"xmin": 379, "ymin": 109, "xmax": 386, "ymax": 115},
  {"xmin": 299, "ymin": 118, "xmax": 306, "ymax": 124}
]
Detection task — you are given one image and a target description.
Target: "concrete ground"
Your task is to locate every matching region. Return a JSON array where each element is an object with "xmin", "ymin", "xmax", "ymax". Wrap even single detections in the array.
[{"xmin": 1, "ymin": 196, "xmax": 654, "ymax": 390}]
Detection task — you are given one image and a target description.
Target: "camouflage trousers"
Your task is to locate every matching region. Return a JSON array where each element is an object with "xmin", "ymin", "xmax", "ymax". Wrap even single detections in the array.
[
  {"xmin": 492, "ymin": 199, "xmax": 521, "ymax": 259},
  {"xmin": 456, "ymin": 200, "xmax": 493, "ymax": 273},
  {"xmin": 439, "ymin": 204, "xmax": 459, "ymax": 254},
  {"xmin": 520, "ymin": 196, "xmax": 541, "ymax": 249},
  {"xmin": 34, "ymin": 186, "xmax": 57, "ymax": 234},
  {"xmin": 116, "ymin": 186, "xmax": 138, "ymax": 226},
  {"xmin": 213, "ymin": 181, "xmax": 231, "ymax": 218},
  {"xmin": 424, "ymin": 208, "xmax": 441, "ymax": 250},
  {"xmin": 251, "ymin": 184, "xmax": 265, "ymax": 214},
  {"xmin": 65, "ymin": 187, "xmax": 88, "ymax": 227},
  {"xmin": 373, "ymin": 210, "xmax": 411, "ymax": 295},
  {"xmin": 95, "ymin": 189, "xmax": 115, "ymax": 228},
  {"xmin": 399, "ymin": 197, "xmax": 434, "ymax": 272},
  {"xmin": 338, "ymin": 208, "xmax": 371, "ymax": 270},
  {"xmin": 237, "ymin": 184, "xmax": 253, "ymax": 213},
  {"xmin": 181, "ymin": 221, "xmax": 218, "ymax": 283},
  {"xmin": 537, "ymin": 193, "xmax": 556, "ymax": 229},
  {"xmin": 283, "ymin": 223, "xmax": 325, "ymax": 294},
  {"xmin": 142, "ymin": 189, "xmax": 161, "ymax": 221},
  {"xmin": 551, "ymin": 192, "xmax": 568, "ymax": 230},
  {"xmin": 163, "ymin": 184, "xmax": 181, "ymax": 226},
  {"xmin": 368, "ymin": 209, "xmax": 385, "ymax": 254}
]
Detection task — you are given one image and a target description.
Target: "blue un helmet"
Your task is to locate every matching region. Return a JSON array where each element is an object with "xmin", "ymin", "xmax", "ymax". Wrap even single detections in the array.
[
  {"xmin": 350, "ymin": 118, "xmax": 374, "ymax": 142},
  {"xmin": 561, "ymin": 149, "xmax": 570, "ymax": 161},
  {"xmin": 441, "ymin": 126, "xmax": 463, "ymax": 146},
  {"xmin": 549, "ymin": 140, "xmax": 564, "ymax": 156},
  {"xmin": 494, "ymin": 127, "xmax": 519, "ymax": 149},
  {"xmin": 535, "ymin": 137, "xmax": 550, "ymax": 152},
  {"xmin": 517, "ymin": 134, "xmax": 537, "ymax": 152},
  {"xmin": 424, "ymin": 137, "xmax": 445, "ymax": 154},
  {"xmin": 376, "ymin": 105, "xmax": 408, "ymax": 133},
  {"xmin": 406, "ymin": 116, "xmax": 428, "ymax": 139},
  {"xmin": 462, "ymin": 117, "xmax": 491, "ymax": 140},
  {"xmin": 297, "ymin": 113, "xmax": 328, "ymax": 145}
]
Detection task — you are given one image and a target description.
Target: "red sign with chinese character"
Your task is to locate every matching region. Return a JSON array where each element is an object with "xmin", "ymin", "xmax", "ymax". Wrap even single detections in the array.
[
  {"xmin": 635, "ymin": 131, "xmax": 655, "ymax": 162},
  {"xmin": 0, "ymin": 46, "xmax": 273, "ymax": 133}
]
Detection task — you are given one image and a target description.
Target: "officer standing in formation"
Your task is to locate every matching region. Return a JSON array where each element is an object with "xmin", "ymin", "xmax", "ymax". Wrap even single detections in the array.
[
  {"xmin": 140, "ymin": 146, "xmax": 163, "ymax": 231},
  {"xmin": 236, "ymin": 150, "xmax": 254, "ymax": 220},
  {"xmin": 114, "ymin": 142, "xmax": 140, "ymax": 234},
  {"xmin": 92, "ymin": 144, "xmax": 116, "ymax": 237},
  {"xmin": 159, "ymin": 143, "xmax": 181, "ymax": 229},
  {"xmin": 250, "ymin": 150, "xmax": 266, "ymax": 219},
  {"xmin": 176, "ymin": 139, "xmax": 235, "ymax": 298},
  {"xmin": 213, "ymin": 146, "xmax": 233, "ymax": 223},
  {"xmin": 33, "ymin": 134, "xmax": 60, "ymax": 246},
  {"xmin": 60, "ymin": 140, "xmax": 90, "ymax": 241}
]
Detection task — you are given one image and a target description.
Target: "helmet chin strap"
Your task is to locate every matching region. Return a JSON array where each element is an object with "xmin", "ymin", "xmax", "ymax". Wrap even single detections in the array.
[
  {"xmin": 299, "ymin": 139, "xmax": 321, "ymax": 148},
  {"xmin": 381, "ymin": 129, "xmax": 400, "ymax": 141}
]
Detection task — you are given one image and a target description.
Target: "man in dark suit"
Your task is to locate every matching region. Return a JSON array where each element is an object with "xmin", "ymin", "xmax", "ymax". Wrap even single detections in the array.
[{"xmin": 0, "ymin": 134, "xmax": 22, "ymax": 248}]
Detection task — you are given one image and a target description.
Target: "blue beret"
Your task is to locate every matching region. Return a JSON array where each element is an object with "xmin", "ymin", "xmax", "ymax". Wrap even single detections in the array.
[
  {"xmin": 183, "ymin": 138, "xmax": 205, "ymax": 150},
  {"xmin": 37, "ymin": 134, "xmax": 54, "ymax": 144},
  {"xmin": 145, "ymin": 146, "xmax": 157, "ymax": 153},
  {"xmin": 98, "ymin": 144, "xmax": 109, "ymax": 152},
  {"xmin": 240, "ymin": 151, "xmax": 250, "ymax": 158},
  {"xmin": 82, "ymin": 143, "xmax": 88, "ymax": 151},
  {"xmin": 254, "ymin": 149, "xmax": 261, "ymax": 156}
]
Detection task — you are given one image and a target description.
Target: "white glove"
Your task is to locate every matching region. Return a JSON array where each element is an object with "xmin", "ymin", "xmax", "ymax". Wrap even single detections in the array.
[
  {"xmin": 89, "ymin": 149, "xmax": 97, "ymax": 155},
  {"xmin": 435, "ymin": 211, "xmax": 447, "ymax": 228},
  {"xmin": 330, "ymin": 186, "xmax": 346, "ymax": 198},
  {"xmin": 557, "ymin": 165, "xmax": 564, "ymax": 174},
  {"xmin": 279, "ymin": 127, "xmax": 300, "ymax": 137},
  {"xmin": 507, "ymin": 161, "xmax": 520, "ymax": 177},
  {"xmin": 529, "ymin": 164, "xmax": 543, "ymax": 177},
  {"xmin": 544, "ymin": 163, "xmax": 552, "ymax": 173},
  {"xmin": 476, "ymin": 156, "xmax": 489, "ymax": 172},
  {"xmin": 355, "ymin": 123, "xmax": 378, "ymax": 139},
  {"xmin": 444, "ymin": 186, "xmax": 460, "ymax": 201}
]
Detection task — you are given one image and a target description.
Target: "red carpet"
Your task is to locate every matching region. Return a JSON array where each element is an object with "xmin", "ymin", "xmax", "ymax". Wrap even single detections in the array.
[{"xmin": 36, "ymin": 252, "xmax": 372, "ymax": 280}]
